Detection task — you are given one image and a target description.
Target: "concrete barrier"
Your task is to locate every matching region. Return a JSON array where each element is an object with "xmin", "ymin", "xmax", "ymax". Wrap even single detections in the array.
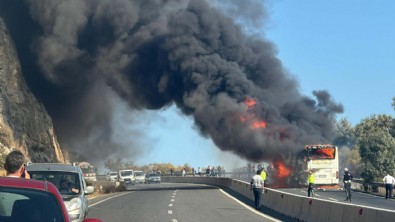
[{"xmin": 163, "ymin": 176, "xmax": 395, "ymax": 222}]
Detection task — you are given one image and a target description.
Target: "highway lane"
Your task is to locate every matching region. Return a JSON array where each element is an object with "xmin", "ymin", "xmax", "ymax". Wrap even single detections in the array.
[
  {"xmin": 88, "ymin": 183, "xmax": 285, "ymax": 222},
  {"xmin": 279, "ymin": 188, "xmax": 395, "ymax": 211}
]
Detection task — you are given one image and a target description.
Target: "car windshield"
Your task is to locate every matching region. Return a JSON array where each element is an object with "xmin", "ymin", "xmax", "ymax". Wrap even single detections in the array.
[
  {"xmin": 29, "ymin": 172, "xmax": 81, "ymax": 195},
  {"xmin": 0, "ymin": 187, "xmax": 65, "ymax": 222},
  {"xmin": 120, "ymin": 171, "xmax": 133, "ymax": 176},
  {"xmin": 134, "ymin": 172, "xmax": 143, "ymax": 176},
  {"xmin": 148, "ymin": 173, "xmax": 159, "ymax": 177},
  {"xmin": 110, "ymin": 172, "xmax": 117, "ymax": 176}
]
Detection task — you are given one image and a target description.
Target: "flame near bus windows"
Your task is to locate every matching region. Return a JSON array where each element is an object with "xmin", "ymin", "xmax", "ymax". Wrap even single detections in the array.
[{"xmin": 307, "ymin": 147, "xmax": 335, "ymax": 160}]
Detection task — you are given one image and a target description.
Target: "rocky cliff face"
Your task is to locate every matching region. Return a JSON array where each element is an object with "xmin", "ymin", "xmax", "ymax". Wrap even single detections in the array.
[{"xmin": 0, "ymin": 18, "xmax": 65, "ymax": 163}]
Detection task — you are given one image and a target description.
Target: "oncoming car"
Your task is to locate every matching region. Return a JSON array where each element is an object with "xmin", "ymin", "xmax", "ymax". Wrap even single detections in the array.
[
  {"xmin": 26, "ymin": 163, "xmax": 95, "ymax": 222},
  {"xmin": 0, "ymin": 177, "xmax": 102, "ymax": 222},
  {"xmin": 134, "ymin": 170, "xmax": 145, "ymax": 184},
  {"xmin": 118, "ymin": 169, "xmax": 135, "ymax": 185},
  {"xmin": 145, "ymin": 172, "xmax": 161, "ymax": 184},
  {"xmin": 106, "ymin": 171, "xmax": 118, "ymax": 181}
]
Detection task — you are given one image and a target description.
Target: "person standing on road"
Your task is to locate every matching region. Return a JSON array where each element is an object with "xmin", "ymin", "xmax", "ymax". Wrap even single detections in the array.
[
  {"xmin": 307, "ymin": 170, "xmax": 315, "ymax": 197},
  {"xmin": 250, "ymin": 169, "xmax": 264, "ymax": 210},
  {"xmin": 4, "ymin": 150, "xmax": 30, "ymax": 179},
  {"xmin": 260, "ymin": 168, "xmax": 268, "ymax": 187},
  {"xmin": 383, "ymin": 173, "xmax": 395, "ymax": 199},
  {"xmin": 343, "ymin": 168, "xmax": 353, "ymax": 201}
]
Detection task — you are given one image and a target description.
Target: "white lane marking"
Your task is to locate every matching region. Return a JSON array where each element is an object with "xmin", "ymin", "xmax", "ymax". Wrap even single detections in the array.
[
  {"xmin": 329, "ymin": 198, "xmax": 338, "ymax": 201},
  {"xmin": 172, "ymin": 219, "xmax": 178, "ymax": 222},
  {"xmin": 89, "ymin": 192, "xmax": 132, "ymax": 208},
  {"xmin": 168, "ymin": 210, "xmax": 173, "ymax": 214},
  {"xmin": 171, "ymin": 199, "xmax": 174, "ymax": 202},
  {"xmin": 169, "ymin": 204, "xmax": 173, "ymax": 207},
  {"xmin": 219, "ymin": 189, "xmax": 282, "ymax": 222},
  {"xmin": 172, "ymin": 196, "xmax": 175, "ymax": 198}
]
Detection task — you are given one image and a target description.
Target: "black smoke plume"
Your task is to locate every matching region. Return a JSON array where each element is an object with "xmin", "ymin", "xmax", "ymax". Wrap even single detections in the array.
[{"xmin": 0, "ymin": 0, "xmax": 343, "ymax": 165}]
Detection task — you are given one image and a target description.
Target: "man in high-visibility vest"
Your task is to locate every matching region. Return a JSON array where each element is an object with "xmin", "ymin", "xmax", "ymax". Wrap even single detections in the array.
[
  {"xmin": 307, "ymin": 170, "xmax": 315, "ymax": 197},
  {"xmin": 260, "ymin": 169, "xmax": 267, "ymax": 187}
]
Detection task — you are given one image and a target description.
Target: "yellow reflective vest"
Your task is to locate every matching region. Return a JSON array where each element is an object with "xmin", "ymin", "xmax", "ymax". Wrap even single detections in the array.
[
  {"xmin": 308, "ymin": 173, "xmax": 315, "ymax": 184},
  {"xmin": 260, "ymin": 171, "xmax": 267, "ymax": 180}
]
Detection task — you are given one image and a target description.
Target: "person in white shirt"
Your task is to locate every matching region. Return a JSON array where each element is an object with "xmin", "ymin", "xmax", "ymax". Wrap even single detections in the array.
[
  {"xmin": 383, "ymin": 173, "xmax": 395, "ymax": 199},
  {"xmin": 250, "ymin": 169, "xmax": 264, "ymax": 210}
]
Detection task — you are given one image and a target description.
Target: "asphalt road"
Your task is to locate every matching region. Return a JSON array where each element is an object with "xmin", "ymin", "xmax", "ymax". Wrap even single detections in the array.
[
  {"xmin": 88, "ymin": 183, "xmax": 288, "ymax": 222},
  {"xmin": 279, "ymin": 188, "xmax": 395, "ymax": 211}
]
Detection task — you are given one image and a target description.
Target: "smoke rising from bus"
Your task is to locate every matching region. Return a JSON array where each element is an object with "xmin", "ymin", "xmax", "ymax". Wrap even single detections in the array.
[{"xmin": 0, "ymin": 0, "xmax": 343, "ymax": 164}]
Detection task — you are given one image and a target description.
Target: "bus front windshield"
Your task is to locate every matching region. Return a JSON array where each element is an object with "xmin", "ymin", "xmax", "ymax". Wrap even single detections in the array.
[{"xmin": 306, "ymin": 148, "xmax": 335, "ymax": 160}]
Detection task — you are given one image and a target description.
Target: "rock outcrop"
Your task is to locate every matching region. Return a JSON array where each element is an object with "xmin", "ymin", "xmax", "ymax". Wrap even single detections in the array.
[{"xmin": 0, "ymin": 18, "xmax": 65, "ymax": 163}]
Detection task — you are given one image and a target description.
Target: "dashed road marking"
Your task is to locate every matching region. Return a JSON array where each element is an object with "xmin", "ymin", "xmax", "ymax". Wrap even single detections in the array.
[
  {"xmin": 169, "ymin": 204, "xmax": 173, "ymax": 207},
  {"xmin": 171, "ymin": 199, "xmax": 174, "ymax": 202},
  {"xmin": 329, "ymin": 198, "xmax": 338, "ymax": 201},
  {"xmin": 168, "ymin": 210, "xmax": 173, "ymax": 214},
  {"xmin": 89, "ymin": 192, "xmax": 132, "ymax": 208},
  {"xmin": 172, "ymin": 219, "xmax": 178, "ymax": 222}
]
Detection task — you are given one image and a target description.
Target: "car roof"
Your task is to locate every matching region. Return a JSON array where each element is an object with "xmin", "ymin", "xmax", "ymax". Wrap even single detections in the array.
[
  {"xmin": 26, "ymin": 163, "xmax": 81, "ymax": 173},
  {"xmin": 0, "ymin": 177, "xmax": 61, "ymax": 196},
  {"xmin": 0, "ymin": 177, "xmax": 70, "ymax": 221},
  {"xmin": 119, "ymin": 169, "xmax": 133, "ymax": 172}
]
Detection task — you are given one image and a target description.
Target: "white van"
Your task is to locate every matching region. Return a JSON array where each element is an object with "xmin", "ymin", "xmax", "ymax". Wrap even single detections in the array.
[
  {"xmin": 134, "ymin": 170, "xmax": 145, "ymax": 184},
  {"xmin": 118, "ymin": 169, "xmax": 135, "ymax": 185}
]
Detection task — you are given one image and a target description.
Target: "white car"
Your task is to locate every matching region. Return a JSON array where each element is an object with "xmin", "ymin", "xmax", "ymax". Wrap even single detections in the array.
[
  {"xmin": 26, "ymin": 163, "xmax": 95, "ymax": 222},
  {"xmin": 134, "ymin": 171, "xmax": 145, "ymax": 184},
  {"xmin": 118, "ymin": 169, "xmax": 135, "ymax": 185},
  {"xmin": 106, "ymin": 171, "xmax": 118, "ymax": 181}
]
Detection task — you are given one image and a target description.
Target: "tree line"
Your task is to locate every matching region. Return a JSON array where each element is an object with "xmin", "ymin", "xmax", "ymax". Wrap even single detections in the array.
[{"xmin": 334, "ymin": 97, "xmax": 395, "ymax": 183}]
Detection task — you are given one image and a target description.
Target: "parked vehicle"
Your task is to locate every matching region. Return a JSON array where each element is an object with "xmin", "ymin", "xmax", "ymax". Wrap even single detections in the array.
[
  {"xmin": 118, "ymin": 169, "xmax": 135, "ymax": 185},
  {"xmin": 106, "ymin": 171, "xmax": 118, "ymax": 181},
  {"xmin": 26, "ymin": 163, "xmax": 95, "ymax": 222},
  {"xmin": 134, "ymin": 170, "xmax": 145, "ymax": 184},
  {"xmin": 145, "ymin": 172, "xmax": 161, "ymax": 184},
  {"xmin": 75, "ymin": 162, "xmax": 97, "ymax": 182},
  {"xmin": 0, "ymin": 177, "xmax": 102, "ymax": 222}
]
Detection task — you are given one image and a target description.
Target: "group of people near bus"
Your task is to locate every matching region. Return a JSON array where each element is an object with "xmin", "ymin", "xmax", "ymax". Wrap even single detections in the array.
[
  {"xmin": 308, "ymin": 168, "xmax": 353, "ymax": 201},
  {"xmin": 308, "ymin": 168, "xmax": 395, "ymax": 202}
]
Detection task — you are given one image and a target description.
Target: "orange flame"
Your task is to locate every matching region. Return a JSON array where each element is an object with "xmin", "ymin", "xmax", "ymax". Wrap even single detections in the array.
[
  {"xmin": 244, "ymin": 97, "xmax": 256, "ymax": 109},
  {"xmin": 251, "ymin": 121, "xmax": 267, "ymax": 129},
  {"xmin": 241, "ymin": 97, "xmax": 267, "ymax": 129},
  {"xmin": 316, "ymin": 148, "xmax": 335, "ymax": 159},
  {"xmin": 276, "ymin": 162, "xmax": 291, "ymax": 177}
]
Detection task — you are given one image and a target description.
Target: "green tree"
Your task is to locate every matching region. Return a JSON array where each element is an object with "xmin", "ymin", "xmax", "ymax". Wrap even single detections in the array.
[
  {"xmin": 333, "ymin": 118, "xmax": 355, "ymax": 147},
  {"xmin": 354, "ymin": 115, "xmax": 395, "ymax": 182}
]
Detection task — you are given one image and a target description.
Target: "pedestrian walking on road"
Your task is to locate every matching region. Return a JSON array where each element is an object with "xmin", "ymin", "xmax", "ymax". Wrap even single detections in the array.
[
  {"xmin": 307, "ymin": 170, "xmax": 315, "ymax": 197},
  {"xmin": 343, "ymin": 168, "xmax": 353, "ymax": 202},
  {"xmin": 383, "ymin": 173, "xmax": 395, "ymax": 199},
  {"xmin": 250, "ymin": 169, "xmax": 264, "ymax": 210},
  {"xmin": 4, "ymin": 150, "xmax": 30, "ymax": 179}
]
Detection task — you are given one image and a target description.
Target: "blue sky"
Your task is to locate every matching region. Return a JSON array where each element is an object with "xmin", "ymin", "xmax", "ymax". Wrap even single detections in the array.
[{"xmin": 135, "ymin": 1, "xmax": 395, "ymax": 171}]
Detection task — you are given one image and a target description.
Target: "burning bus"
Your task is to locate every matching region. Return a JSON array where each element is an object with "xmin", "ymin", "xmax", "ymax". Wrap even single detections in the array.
[{"xmin": 304, "ymin": 144, "xmax": 339, "ymax": 186}]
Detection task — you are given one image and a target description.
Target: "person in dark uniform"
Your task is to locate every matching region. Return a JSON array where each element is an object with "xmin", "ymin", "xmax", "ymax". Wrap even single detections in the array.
[{"xmin": 343, "ymin": 168, "xmax": 353, "ymax": 201}]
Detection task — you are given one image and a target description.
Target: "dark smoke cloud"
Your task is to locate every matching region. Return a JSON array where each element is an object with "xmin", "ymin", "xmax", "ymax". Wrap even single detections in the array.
[{"xmin": 0, "ymin": 0, "xmax": 343, "ymax": 164}]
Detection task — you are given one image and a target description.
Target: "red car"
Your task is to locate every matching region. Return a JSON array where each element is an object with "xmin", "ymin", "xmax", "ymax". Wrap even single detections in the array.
[{"xmin": 0, "ymin": 177, "xmax": 102, "ymax": 222}]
